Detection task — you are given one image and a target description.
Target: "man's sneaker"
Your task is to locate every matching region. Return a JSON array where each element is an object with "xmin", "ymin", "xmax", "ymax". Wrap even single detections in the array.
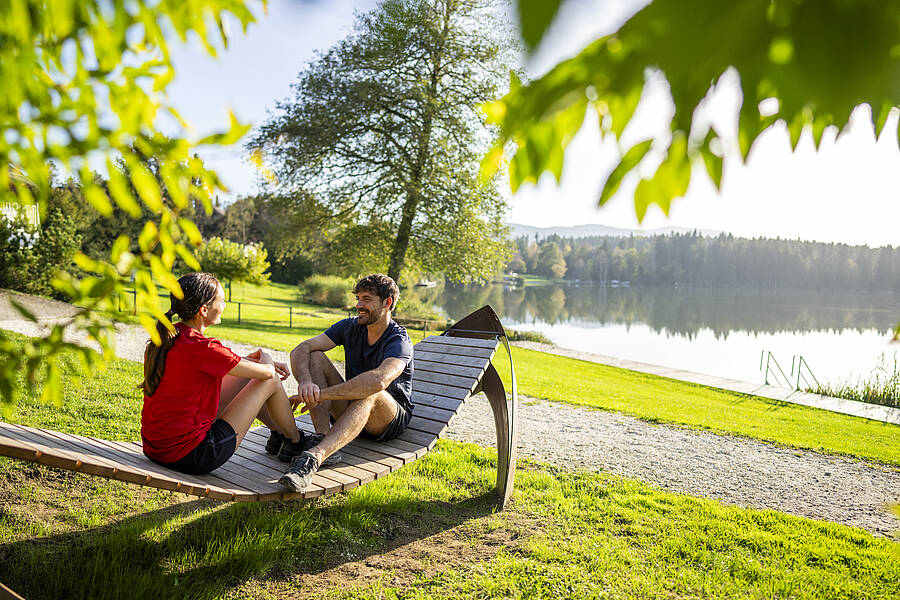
[
  {"xmin": 264, "ymin": 431, "xmax": 287, "ymax": 455},
  {"xmin": 277, "ymin": 431, "xmax": 325, "ymax": 463},
  {"xmin": 279, "ymin": 451, "xmax": 319, "ymax": 492}
]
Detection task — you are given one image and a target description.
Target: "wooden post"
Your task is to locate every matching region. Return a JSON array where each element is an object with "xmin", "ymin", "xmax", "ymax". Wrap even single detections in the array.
[
  {"xmin": 289, "ymin": 306, "xmax": 292, "ymax": 328},
  {"xmin": 237, "ymin": 302, "xmax": 241, "ymax": 324}
]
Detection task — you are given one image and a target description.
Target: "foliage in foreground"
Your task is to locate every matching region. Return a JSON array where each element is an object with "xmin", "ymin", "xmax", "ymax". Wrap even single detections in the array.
[
  {"xmin": 0, "ymin": 0, "xmax": 262, "ymax": 409},
  {"xmin": 490, "ymin": 0, "xmax": 900, "ymax": 224}
]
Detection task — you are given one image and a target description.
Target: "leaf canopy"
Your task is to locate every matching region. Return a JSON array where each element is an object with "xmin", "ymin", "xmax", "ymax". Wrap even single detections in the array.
[{"xmin": 487, "ymin": 0, "xmax": 900, "ymax": 220}]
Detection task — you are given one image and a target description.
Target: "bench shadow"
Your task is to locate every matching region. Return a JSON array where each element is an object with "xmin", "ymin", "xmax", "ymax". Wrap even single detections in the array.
[{"xmin": 0, "ymin": 489, "xmax": 501, "ymax": 600}]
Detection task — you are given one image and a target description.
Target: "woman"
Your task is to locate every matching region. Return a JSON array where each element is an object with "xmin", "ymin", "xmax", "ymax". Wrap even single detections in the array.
[{"xmin": 140, "ymin": 272, "xmax": 306, "ymax": 483}]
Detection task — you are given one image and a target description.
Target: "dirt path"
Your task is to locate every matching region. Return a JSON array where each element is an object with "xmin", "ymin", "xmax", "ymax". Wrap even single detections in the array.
[{"xmin": 2, "ymin": 290, "xmax": 898, "ymax": 536}]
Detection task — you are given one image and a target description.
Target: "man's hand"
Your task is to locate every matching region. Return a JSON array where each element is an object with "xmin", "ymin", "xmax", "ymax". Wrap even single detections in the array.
[{"xmin": 295, "ymin": 381, "xmax": 321, "ymax": 407}]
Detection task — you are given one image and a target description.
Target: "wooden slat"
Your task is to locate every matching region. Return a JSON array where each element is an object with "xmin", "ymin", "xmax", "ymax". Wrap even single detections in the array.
[
  {"xmin": 411, "ymin": 392, "xmax": 464, "ymax": 412},
  {"xmin": 406, "ymin": 416, "xmax": 449, "ymax": 436},
  {"xmin": 413, "ymin": 370, "xmax": 478, "ymax": 392},
  {"xmin": 411, "ymin": 404, "xmax": 457, "ymax": 423},
  {"xmin": 415, "ymin": 340, "xmax": 496, "ymax": 360},
  {"xmin": 412, "ymin": 380, "xmax": 469, "ymax": 401},
  {"xmin": 423, "ymin": 335, "xmax": 499, "ymax": 349},
  {"xmin": 414, "ymin": 359, "xmax": 486, "ymax": 379},
  {"xmin": 282, "ymin": 423, "xmax": 399, "ymax": 480},
  {"xmin": 412, "ymin": 349, "xmax": 492, "ymax": 369}
]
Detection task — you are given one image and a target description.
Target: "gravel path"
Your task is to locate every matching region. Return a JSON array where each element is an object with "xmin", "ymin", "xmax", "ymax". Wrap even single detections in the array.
[{"xmin": 2, "ymin": 291, "xmax": 899, "ymax": 536}]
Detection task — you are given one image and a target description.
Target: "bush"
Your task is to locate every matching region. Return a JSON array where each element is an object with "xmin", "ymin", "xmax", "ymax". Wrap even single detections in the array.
[
  {"xmin": 506, "ymin": 328, "xmax": 554, "ymax": 345},
  {"xmin": 301, "ymin": 275, "xmax": 355, "ymax": 308}
]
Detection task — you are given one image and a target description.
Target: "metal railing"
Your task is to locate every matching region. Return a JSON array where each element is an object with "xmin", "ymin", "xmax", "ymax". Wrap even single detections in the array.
[
  {"xmin": 791, "ymin": 354, "xmax": 821, "ymax": 391},
  {"xmin": 760, "ymin": 350, "xmax": 821, "ymax": 391},
  {"xmin": 760, "ymin": 350, "xmax": 792, "ymax": 388}
]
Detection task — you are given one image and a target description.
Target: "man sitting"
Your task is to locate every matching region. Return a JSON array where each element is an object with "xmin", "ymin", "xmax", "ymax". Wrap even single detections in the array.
[{"xmin": 277, "ymin": 273, "xmax": 414, "ymax": 491}]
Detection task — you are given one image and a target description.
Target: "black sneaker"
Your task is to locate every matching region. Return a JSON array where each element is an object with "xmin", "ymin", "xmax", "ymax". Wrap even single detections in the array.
[
  {"xmin": 264, "ymin": 431, "xmax": 287, "ymax": 455},
  {"xmin": 277, "ymin": 431, "xmax": 325, "ymax": 463},
  {"xmin": 279, "ymin": 451, "xmax": 319, "ymax": 492}
]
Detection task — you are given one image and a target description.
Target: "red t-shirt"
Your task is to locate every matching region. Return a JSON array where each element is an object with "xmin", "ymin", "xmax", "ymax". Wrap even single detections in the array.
[{"xmin": 141, "ymin": 322, "xmax": 241, "ymax": 463}]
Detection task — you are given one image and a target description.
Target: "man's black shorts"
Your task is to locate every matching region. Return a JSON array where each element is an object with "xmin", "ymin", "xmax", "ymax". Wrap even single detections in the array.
[
  {"xmin": 360, "ymin": 400, "xmax": 412, "ymax": 442},
  {"xmin": 151, "ymin": 419, "xmax": 237, "ymax": 475}
]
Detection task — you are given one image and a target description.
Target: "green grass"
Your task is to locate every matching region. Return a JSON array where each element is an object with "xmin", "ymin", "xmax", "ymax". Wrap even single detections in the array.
[
  {"xmin": 0, "ymin": 333, "xmax": 898, "ymax": 599},
  {"xmin": 812, "ymin": 353, "xmax": 900, "ymax": 409}
]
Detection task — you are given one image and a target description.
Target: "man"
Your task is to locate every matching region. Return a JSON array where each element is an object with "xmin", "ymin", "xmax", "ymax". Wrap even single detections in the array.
[{"xmin": 277, "ymin": 273, "xmax": 414, "ymax": 492}]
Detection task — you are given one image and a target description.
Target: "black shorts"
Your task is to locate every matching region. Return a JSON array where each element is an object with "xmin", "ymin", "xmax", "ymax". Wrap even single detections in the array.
[
  {"xmin": 152, "ymin": 419, "xmax": 237, "ymax": 475},
  {"xmin": 360, "ymin": 400, "xmax": 412, "ymax": 442}
]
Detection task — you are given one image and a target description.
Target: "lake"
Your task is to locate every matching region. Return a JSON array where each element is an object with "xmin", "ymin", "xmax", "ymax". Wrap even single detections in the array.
[{"xmin": 428, "ymin": 284, "xmax": 900, "ymax": 386}]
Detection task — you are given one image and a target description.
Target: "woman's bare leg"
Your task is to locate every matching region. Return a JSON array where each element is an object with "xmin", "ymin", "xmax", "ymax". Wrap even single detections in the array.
[
  {"xmin": 219, "ymin": 374, "xmax": 281, "ymax": 432},
  {"xmin": 219, "ymin": 377, "xmax": 301, "ymax": 446}
]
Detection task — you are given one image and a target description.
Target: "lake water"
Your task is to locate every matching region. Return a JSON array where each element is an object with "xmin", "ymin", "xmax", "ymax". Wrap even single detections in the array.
[{"xmin": 429, "ymin": 284, "xmax": 900, "ymax": 386}]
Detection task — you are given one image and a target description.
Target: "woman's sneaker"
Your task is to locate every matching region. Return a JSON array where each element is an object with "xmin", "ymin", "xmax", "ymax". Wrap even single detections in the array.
[
  {"xmin": 264, "ymin": 431, "xmax": 287, "ymax": 455},
  {"xmin": 277, "ymin": 431, "xmax": 325, "ymax": 462},
  {"xmin": 279, "ymin": 451, "xmax": 320, "ymax": 492}
]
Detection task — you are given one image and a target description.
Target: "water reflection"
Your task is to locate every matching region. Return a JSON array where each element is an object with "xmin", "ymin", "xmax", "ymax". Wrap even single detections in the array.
[{"xmin": 434, "ymin": 284, "xmax": 900, "ymax": 338}]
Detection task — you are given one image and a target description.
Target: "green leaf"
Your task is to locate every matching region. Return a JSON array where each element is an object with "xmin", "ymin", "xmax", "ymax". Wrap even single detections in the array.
[
  {"xmin": 138, "ymin": 221, "xmax": 158, "ymax": 252},
  {"xmin": 517, "ymin": 0, "xmax": 565, "ymax": 51},
  {"xmin": 598, "ymin": 139, "xmax": 653, "ymax": 206},
  {"xmin": 177, "ymin": 217, "xmax": 203, "ymax": 246}
]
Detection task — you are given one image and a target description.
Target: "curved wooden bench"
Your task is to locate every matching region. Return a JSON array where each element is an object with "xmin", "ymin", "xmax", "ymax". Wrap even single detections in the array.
[{"xmin": 0, "ymin": 306, "xmax": 518, "ymax": 506}]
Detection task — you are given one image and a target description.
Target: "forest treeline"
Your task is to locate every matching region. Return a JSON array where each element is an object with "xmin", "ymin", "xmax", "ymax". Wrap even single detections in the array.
[{"xmin": 509, "ymin": 232, "xmax": 900, "ymax": 291}]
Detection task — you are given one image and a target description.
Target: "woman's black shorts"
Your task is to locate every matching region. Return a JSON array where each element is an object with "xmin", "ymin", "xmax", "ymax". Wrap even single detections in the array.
[{"xmin": 152, "ymin": 419, "xmax": 237, "ymax": 475}]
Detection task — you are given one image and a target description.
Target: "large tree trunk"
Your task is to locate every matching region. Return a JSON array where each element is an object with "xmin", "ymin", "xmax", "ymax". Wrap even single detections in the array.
[{"xmin": 388, "ymin": 190, "xmax": 419, "ymax": 282}]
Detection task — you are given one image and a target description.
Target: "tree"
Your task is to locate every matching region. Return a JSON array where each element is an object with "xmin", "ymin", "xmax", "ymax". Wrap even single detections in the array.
[
  {"xmin": 0, "ymin": 0, "xmax": 257, "ymax": 409},
  {"xmin": 535, "ymin": 241, "xmax": 567, "ymax": 279},
  {"xmin": 195, "ymin": 237, "xmax": 271, "ymax": 301},
  {"xmin": 250, "ymin": 0, "xmax": 513, "ymax": 283},
  {"xmin": 486, "ymin": 0, "xmax": 900, "ymax": 223}
]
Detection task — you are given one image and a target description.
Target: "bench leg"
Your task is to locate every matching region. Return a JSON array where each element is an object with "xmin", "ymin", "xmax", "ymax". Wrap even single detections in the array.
[{"xmin": 480, "ymin": 363, "xmax": 516, "ymax": 508}]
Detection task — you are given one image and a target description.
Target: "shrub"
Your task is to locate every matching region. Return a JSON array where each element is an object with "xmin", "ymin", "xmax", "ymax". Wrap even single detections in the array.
[
  {"xmin": 506, "ymin": 329, "xmax": 554, "ymax": 345},
  {"xmin": 301, "ymin": 275, "xmax": 355, "ymax": 308}
]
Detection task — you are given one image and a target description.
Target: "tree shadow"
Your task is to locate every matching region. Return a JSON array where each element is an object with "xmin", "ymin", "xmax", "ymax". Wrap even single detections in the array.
[{"xmin": 0, "ymin": 488, "xmax": 502, "ymax": 600}]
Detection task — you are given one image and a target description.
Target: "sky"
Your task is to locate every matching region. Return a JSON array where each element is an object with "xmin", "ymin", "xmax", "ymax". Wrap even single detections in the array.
[{"xmin": 166, "ymin": 0, "xmax": 900, "ymax": 248}]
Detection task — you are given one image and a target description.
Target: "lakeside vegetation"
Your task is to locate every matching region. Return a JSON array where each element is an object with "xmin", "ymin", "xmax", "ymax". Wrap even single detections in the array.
[
  {"xmin": 811, "ymin": 354, "xmax": 900, "ymax": 409},
  {"xmin": 1, "ymin": 331, "xmax": 897, "ymax": 599}
]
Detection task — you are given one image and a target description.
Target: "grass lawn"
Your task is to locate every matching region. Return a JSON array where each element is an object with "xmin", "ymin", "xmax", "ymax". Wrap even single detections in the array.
[{"xmin": 0, "ymin": 338, "xmax": 897, "ymax": 599}]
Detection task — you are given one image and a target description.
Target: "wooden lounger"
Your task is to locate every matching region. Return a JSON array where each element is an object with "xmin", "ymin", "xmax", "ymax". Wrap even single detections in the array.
[{"xmin": 0, "ymin": 306, "xmax": 519, "ymax": 507}]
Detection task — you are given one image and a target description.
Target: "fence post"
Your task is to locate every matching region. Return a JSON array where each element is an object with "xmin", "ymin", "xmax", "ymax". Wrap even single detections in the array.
[
  {"xmin": 238, "ymin": 302, "xmax": 241, "ymax": 324},
  {"xmin": 289, "ymin": 306, "xmax": 292, "ymax": 329},
  {"xmin": 132, "ymin": 289, "xmax": 136, "ymax": 316}
]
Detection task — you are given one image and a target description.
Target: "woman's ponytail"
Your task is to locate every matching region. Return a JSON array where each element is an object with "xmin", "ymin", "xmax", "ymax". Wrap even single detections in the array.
[{"xmin": 139, "ymin": 273, "xmax": 219, "ymax": 397}]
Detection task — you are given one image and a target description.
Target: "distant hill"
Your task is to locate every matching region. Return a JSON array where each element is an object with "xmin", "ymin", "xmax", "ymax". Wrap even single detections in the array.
[{"xmin": 508, "ymin": 223, "xmax": 722, "ymax": 240}]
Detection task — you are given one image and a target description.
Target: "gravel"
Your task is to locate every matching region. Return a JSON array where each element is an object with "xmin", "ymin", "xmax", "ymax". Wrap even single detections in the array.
[{"xmin": 2, "ymin": 291, "xmax": 899, "ymax": 536}]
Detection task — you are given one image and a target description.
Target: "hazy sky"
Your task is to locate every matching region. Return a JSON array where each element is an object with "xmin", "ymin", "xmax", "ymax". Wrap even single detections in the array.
[{"xmin": 167, "ymin": 0, "xmax": 900, "ymax": 248}]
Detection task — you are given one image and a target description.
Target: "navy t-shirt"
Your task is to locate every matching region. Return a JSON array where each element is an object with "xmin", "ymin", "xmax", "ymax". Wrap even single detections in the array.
[{"xmin": 324, "ymin": 317, "xmax": 414, "ymax": 413}]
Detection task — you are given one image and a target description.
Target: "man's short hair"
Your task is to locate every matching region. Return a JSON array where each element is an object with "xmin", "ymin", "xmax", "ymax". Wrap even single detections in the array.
[{"xmin": 354, "ymin": 274, "xmax": 399, "ymax": 311}]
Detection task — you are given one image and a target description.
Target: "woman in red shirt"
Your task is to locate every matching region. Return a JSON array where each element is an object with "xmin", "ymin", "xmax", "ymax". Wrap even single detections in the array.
[{"xmin": 140, "ymin": 272, "xmax": 305, "ymax": 477}]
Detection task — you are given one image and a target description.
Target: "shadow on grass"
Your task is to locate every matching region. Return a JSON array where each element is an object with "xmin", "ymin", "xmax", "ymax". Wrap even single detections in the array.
[{"xmin": 0, "ymin": 487, "xmax": 501, "ymax": 600}]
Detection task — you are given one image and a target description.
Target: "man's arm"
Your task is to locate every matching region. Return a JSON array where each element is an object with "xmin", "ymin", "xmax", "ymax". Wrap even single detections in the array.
[
  {"xmin": 318, "ymin": 357, "xmax": 406, "ymax": 402},
  {"xmin": 290, "ymin": 333, "xmax": 336, "ymax": 383}
]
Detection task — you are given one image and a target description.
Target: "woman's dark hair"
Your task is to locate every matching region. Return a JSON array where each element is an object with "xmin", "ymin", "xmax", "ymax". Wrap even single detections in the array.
[{"xmin": 140, "ymin": 272, "xmax": 220, "ymax": 396}]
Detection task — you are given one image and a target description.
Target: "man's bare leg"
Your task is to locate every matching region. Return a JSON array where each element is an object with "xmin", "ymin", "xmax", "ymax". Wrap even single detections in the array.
[
  {"xmin": 308, "ymin": 390, "xmax": 399, "ymax": 463},
  {"xmin": 304, "ymin": 351, "xmax": 344, "ymax": 435}
]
